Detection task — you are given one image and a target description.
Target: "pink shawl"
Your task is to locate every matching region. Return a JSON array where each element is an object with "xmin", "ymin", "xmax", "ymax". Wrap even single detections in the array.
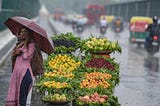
[{"xmin": 6, "ymin": 43, "xmax": 35, "ymax": 106}]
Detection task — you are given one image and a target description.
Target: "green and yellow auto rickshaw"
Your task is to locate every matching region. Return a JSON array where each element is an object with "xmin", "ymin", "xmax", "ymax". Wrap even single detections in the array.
[{"xmin": 129, "ymin": 16, "xmax": 153, "ymax": 46}]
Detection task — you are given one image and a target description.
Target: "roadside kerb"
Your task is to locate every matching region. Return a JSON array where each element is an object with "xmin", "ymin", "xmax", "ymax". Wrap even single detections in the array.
[{"xmin": 0, "ymin": 29, "xmax": 16, "ymax": 68}]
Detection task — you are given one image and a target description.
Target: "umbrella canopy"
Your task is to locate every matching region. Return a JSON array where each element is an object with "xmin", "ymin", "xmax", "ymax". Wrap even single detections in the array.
[{"xmin": 4, "ymin": 16, "xmax": 54, "ymax": 54}]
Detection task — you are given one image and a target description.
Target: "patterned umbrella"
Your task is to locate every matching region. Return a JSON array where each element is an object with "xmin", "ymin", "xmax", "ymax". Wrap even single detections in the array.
[{"xmin": 4, "ymin": 16, "xmax": 54, "ymax": 54}]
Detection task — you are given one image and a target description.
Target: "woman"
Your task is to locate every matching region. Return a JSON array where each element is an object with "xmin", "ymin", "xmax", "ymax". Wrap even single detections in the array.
[{"xmin": 6, "ymin": 26, "xmax": 43, "ymax": 106}]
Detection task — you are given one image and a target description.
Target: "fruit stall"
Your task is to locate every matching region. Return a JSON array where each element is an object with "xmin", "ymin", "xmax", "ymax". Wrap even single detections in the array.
[{"xmin": 35, "ymin": 32, "xmax": 122, "ymax": 106}]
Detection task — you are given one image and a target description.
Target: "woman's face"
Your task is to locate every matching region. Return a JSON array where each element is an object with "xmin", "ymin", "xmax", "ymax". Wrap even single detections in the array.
[{"xmin": 17, "ymin": 27, "xmax": 29, "ymax": 40}]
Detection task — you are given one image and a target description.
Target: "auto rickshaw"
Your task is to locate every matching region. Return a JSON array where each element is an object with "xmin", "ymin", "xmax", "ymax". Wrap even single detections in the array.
[{"xmin": 129, "ymin": 16, "xmax": 153, "ymax": 46}]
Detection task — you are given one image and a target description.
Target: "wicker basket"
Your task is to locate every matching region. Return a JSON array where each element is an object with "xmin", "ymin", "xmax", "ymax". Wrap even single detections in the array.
[
  {"xmin": 92, "ymin": 53, "xmax": 110, "ymax": 58},
  {"xmin": 94, "ymin": 50, "xmax": 112, "ymax": 54},
  {"xmin": 43, "ymin": 100, "xmax": 72, "ymax": 106},
  {"xmin": 91, "ymin": 50, "xmax": 112, "ymax": 58}
]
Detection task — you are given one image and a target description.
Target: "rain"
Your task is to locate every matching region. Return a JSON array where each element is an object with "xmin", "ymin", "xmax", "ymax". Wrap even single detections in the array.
[{"xmin": 0, "ymin": 0, "xmax": 160, "ymax": 106}]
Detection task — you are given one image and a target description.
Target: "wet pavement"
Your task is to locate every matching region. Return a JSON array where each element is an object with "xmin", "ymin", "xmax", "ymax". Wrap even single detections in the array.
[{"xmin": 0, "ymin": 56, "xmax": 11, "ymax": 106}]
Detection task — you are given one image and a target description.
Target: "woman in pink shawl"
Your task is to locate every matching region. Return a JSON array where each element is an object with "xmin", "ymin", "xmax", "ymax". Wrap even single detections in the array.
[{"xmin": 6, "ymin": 26, "xmax": 44, "ymax": 106}]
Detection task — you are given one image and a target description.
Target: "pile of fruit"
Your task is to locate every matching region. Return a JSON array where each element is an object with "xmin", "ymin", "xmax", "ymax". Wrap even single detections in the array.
[
  {"xmin": 85, "ymin": 58, "xmax": 115, "ymax": 70},
  {"xmin": 80, "ymin": 72, "xmax": 112, "ymax": 89},
  {"xmin": 42, "ymin": 94, "xmax": 67, "ymax": 102},
  {"xmin": 47, "ymin": 54, "xmax": 81, "ymax": 72},
  {"xmin": 78, "ymin": 92, "xmax": 108, "ymax": 103},
  {"xmin": 51, "ymin": 32, "xmax": 81, "ymax": 54},
  {"xmin": 80, "ymin": 37, "xmax": 121, "ymax": 54},
  {"xmin": 36, "ymin": 54, "xmax": 82, "ymax": 103},
  {"xmin": 75, "ymin": 92, "xmax": 120, "ymax": 106},
  {"xmin": 36, "ymin": 33, "xmax": 121, "ymax": 106}
]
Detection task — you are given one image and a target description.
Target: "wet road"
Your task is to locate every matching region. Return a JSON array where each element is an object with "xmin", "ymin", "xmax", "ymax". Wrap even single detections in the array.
[{"xmin": 51, "ymin": 20, "xmax": 160, "ymax": 106}]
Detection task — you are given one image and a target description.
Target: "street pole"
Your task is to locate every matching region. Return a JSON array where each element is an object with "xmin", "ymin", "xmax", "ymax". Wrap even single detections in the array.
[
  {"xmin": 0, "ymin": 0, "xmax": 2, "ymax": 13},
  {"xmin": 146, "ymin": 1, "xmax": 150, "ymax": 16}
]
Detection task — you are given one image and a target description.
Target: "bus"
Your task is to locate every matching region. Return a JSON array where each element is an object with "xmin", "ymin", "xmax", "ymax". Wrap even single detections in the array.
[
  {"xmin": 53, "ymin": 8, "xmax": 65, "ymax": 21},
  {"xmin": 84, "ymin": 4, "xmax": 106, "ymax": 25}
]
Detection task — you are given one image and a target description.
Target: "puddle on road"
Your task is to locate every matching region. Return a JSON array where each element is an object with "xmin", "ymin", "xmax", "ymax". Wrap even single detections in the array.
[{"xmin": 144, "ymin": 56, "xmax": 159, "ymax": 72}]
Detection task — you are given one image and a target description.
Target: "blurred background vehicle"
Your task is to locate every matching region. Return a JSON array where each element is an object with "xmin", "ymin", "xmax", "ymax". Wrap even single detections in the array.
[
  {"xmin": 84, "ymin": 4, "xmax": 106, "ymax": 27},
  {"xmin": 53, "ymin": 8, "xmax": 65, "ymax": 21},
  {"xmin": 111, "ymin": 16, "xmax": 124, "ymax": 33},
  {"xmin": 129, "ymin": 16, "xmax": 153, "ymax": 47},
  {"xmin": 99, "ymin": 16, "xmax": 108, "ymax": 37},
  {"xmin": 145, "ymin": 16, "xmax": 160, "ymax": 56},
  {"xmin": 145, "ymin": 34, "xmax": 160, "ymax": 56},
  {"xmin": 76, "ymin": 14, "xmax": 87, "ymax": 34}
]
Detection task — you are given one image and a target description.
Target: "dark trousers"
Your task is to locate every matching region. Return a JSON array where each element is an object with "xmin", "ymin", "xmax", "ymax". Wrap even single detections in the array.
[{"xmin": 19, "ymin": 69, "xmax": 32, "ymax": 106}]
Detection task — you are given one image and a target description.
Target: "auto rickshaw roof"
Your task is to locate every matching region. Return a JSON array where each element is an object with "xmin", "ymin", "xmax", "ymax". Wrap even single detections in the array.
[
  {"xmin": 100, "ymin": 15, "xmax": 115, "ymax": 22},
  {"xmin": 130, "ymin": 16, "xmax": 153, "ymax": 24}
]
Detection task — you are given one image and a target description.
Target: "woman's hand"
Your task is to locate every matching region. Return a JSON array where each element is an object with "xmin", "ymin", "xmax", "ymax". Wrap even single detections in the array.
[
  {"xmin": 14, "ymin": 49, "xmax": 23, "ymax": 56},
  {"xmin": 16, "ymin": 42, "xmax": 24, "ymax": 49},
  {"xmin": 12, "ymin": 41, "xmax": 24, "ymax": 56},
  {"xmin": 13, "ymin": 47, "xmax": 23, "ymax": 56}
]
